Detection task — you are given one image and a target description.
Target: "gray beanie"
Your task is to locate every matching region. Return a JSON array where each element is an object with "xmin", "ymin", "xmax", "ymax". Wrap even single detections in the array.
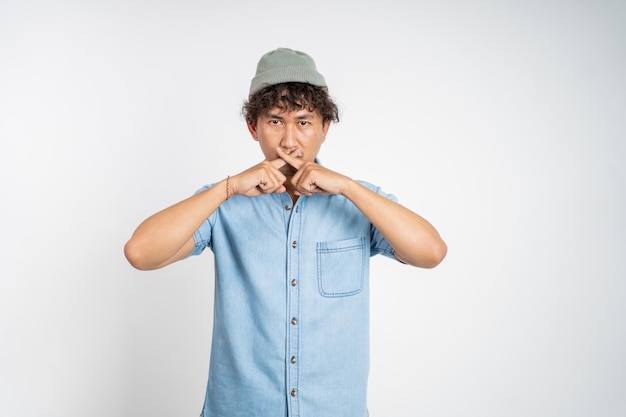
[{"xmin": 249, "ymin": 47, "xmax": 327, "ymax": 96}]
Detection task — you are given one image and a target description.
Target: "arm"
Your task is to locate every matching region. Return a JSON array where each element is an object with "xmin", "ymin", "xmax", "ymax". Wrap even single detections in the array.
[
  {"xmin": 124, "ymin": 159, "xmax": 288, "ymax": 270},
  {"xmin": 123, "ymin": 180, "xmax": 228, "ymax": 270},
  {"xmin": 277, "ymin": 148, "xmax": 447, "ymax": 268},
  {"xmin": 341, "ymin": 181, "xmax": 447, "ymax": 268}
]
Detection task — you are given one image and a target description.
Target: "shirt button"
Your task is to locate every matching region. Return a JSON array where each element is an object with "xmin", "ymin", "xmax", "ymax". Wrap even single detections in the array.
[
  {"xmin": 291, "ymin": 279, "xmax": 297, "ymax": 287},
  {"xmin": 292, "ymin": 241, "xmax": 297, "ymax": 248},
  {"xmin": 291, "ymin": 388, "xmax": 297, "ymax": 397},
  {"xmin": 290, "ymin": 356, "xmax": 297, "ymax": 364},
  {"xmin": 291, "ymin": 317, "xmax": 297, "ymax": 325},
  {"xmin": 285, "ymin": 205, "xmax": 292, "ymax": 211}
]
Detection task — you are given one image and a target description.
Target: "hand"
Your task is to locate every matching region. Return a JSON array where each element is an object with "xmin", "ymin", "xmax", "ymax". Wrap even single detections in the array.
[
  {"xmin": 276, "ymin": 147, "xmax": 351, "ymax": 196},
  {"xmin": 229, "ymin": 158, "xmax": 289, "ymax": 197}
]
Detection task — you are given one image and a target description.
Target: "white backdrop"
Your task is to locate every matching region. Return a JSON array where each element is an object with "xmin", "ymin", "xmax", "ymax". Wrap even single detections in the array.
[{"xmin": 1, "ymin": 1, "xmax": 624, "ymax": 416}]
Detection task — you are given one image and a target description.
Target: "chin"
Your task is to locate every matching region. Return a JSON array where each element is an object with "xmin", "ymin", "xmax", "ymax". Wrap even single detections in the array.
[{"xmin": 280, "ymin": 165, "xmax": 298, "ymax": 177}]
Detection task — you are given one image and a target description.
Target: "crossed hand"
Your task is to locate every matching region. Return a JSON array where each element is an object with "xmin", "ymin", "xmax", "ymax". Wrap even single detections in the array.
[{"xmin": 229, "ymin": 147, "xmax": 349, "ymax": 198}]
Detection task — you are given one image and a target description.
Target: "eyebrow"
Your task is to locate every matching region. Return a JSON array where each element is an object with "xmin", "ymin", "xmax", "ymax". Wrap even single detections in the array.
[{"xmin": 267, "ymin": 112, "xmax": 314, "ymax": 120}]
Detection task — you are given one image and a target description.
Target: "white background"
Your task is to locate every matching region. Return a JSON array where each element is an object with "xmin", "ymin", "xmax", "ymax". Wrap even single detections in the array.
[{"xmin": 1, "ymin": 1, "xmax": 624, "ymax": 416}]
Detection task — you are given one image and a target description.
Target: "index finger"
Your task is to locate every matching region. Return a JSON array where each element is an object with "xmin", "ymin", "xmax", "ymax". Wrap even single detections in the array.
[
  {"xmin": 276, "ymin": 147, "xmax": 305, "ymax": 170},
  {"xmin": 269, "ymin": 157, "xmax": 287, "ymax": 170}
]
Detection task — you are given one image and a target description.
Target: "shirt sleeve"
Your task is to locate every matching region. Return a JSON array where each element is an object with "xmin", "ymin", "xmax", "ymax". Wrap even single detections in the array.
[
  {"xmin": 357, "ymin": 181, "xmax": 402, "ymax": 261},
  {"xmin": 189, "ymin": 184, "xmax": 216, "ymax": 257}
]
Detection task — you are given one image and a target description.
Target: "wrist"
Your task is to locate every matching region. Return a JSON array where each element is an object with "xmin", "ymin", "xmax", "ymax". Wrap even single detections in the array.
[{"xmin": 338, "ymin": 177, "xmax": 357, "ymax": 197}]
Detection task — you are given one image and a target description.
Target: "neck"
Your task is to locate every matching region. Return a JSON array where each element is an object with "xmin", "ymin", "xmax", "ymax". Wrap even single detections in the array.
[{"xmin": 283, "ymin": 178, "xmax": 299, "ymax": 203}]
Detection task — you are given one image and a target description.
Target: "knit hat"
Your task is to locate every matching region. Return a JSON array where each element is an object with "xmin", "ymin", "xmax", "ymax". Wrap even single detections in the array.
[{"xmin": 249, "ymin": 47, "xmax": 327, "ymax": 96}]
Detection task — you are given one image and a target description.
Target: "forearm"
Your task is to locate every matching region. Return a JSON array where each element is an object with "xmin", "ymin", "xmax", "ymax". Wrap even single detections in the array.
[
  {"xmin": 342, "ymin": 180, "xmax": 447, "ymax": 268},
  {"xmin": 124, "ymin": 179, "xmax": 228, "ymax": 270}
]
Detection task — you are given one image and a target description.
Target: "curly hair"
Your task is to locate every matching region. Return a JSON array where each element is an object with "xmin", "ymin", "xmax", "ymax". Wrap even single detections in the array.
[{"xmin": 242, "ymin": 82, "xmax": 340, "ymax": 125}]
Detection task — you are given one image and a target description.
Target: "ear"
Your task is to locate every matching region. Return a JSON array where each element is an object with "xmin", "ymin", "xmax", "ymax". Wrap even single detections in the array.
[
  {"xmin": 321, "ymin": 120, "xmax": 331, "ymax": 143},
  {"xmin": 247, "ymin": 119, "xmax": 259, "ymax": 141}
]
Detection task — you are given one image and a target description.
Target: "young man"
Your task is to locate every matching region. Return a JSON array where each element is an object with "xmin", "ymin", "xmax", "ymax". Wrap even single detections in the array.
[{"xmin": 124, "ymin": 47, "xmax": 447, "ymax": 417}]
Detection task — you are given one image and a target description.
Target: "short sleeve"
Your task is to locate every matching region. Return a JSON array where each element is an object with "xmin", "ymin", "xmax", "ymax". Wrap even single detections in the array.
[
  {"xmin": 357, "ymin": 181, "xmax": 401, "ymax": 262},
  {"xmin": 189, "ymin": 184, "xmax": 216, "ymax": 257}
]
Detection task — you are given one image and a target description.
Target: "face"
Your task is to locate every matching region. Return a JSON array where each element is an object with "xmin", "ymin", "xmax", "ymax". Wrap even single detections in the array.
[{"xmin": 247, "ymin": 106, "xmax": 330, "ymax": 173}]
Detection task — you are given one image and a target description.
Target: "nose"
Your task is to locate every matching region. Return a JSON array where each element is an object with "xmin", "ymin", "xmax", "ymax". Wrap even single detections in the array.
[{"xmin": 280, "ymin": 123, "xmax": 298, "ymax": 149}]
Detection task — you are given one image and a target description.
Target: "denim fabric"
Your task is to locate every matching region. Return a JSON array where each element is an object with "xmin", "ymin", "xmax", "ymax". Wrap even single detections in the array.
[{"xmin": 191, "ymin": 180, "xmax": 398, "ymax": 417}]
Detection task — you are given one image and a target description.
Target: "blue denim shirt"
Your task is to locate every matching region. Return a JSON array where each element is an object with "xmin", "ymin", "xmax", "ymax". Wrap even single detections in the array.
[{"xmin": 191, "ymin": 180, "xmax": 399, "ymax": 417}]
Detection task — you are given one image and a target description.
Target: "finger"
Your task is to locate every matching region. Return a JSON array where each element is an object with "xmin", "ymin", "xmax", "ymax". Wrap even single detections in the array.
[
  {"xmin": 259, "ymin": 183, "xmax": 287, "ymax": 195},
  {"xmin": 256, "ymin": 180, "xmax": 275, "ymax": 193},
  {"xmin": 297, "ymin": 178, "xmax": 320, "ymax": 195},
  {"xmin": 257, "ymin": 180, "xmax": 272, "ymax": 190},
  {"xmin": 257, "ymin": 170, "xmax": 287, "ymax": 194},
  {"xmin": 269, "ymin": 157, "xmax": 287, "ymax": 170},
  {"xmin": 276, "ymin": 147, "xmax": 304, "ymax": 170},
  {"xmin": 273, "ymin": 185, "xmax": 287, "ymax": 194}
]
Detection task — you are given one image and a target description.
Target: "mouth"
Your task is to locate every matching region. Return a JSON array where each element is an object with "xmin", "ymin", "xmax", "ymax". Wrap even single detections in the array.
[{"xmin": 279, "ymin": 149, "xmax": 303, "ymax": 176}]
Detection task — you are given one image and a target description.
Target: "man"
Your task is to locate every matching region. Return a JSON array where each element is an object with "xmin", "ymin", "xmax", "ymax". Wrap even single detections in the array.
[{"xmin": 124, "ymin": 47, "xmax": 447, "ymax": 417}]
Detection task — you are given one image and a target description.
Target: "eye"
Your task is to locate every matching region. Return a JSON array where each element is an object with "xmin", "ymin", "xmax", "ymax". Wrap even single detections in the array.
[
  {"xmin": 269, "ymin": 119, "xmax": 281, "ymax": 126},
  {"xmin": 299, "ymin": 121, "xmax": 310, "ymax": 126}
]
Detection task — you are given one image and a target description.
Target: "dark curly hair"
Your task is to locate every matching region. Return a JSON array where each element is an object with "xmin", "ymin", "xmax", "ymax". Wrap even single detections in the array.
[{"xmin": 243, "ymin": 82, "xmax": 340, "ymax": 125}]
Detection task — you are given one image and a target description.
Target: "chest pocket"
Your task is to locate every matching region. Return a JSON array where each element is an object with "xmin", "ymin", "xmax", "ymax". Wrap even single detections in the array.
[{"xmin": 316, "ymin": 237, "xmax": 368, "ymax": 297}]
